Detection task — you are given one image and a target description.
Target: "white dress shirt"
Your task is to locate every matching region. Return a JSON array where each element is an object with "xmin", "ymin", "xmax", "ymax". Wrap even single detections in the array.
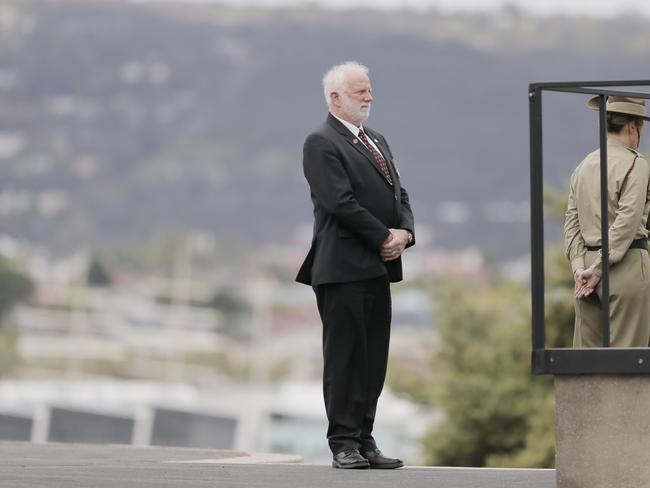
[{"xmin": 331, "ymin": 113, "xmax": 385, "ymax": 158}]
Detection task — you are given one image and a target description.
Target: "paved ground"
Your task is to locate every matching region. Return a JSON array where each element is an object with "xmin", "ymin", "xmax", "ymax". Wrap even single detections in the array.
[{"xmin": 0, "ymin": 442, "xmax": 555, "ymax": 488}]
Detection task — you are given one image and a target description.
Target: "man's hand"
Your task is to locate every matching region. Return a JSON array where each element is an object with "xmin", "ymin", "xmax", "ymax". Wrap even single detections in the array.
[
  {"xmin": 575, "ymin": 268, "xmax": 601, "ymax": 299},
  {"xmin": 573, "ymin": 268, "xmax": 585, "ymax": 295},
  {"xmin": 380, "ymin": 229, "xmax": 409, "ymax": 261}
]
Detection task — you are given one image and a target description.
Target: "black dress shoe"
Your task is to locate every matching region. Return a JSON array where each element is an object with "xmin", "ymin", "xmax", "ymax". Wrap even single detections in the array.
[
  {"xmin": 361, "ymin": 449, "xmax": 404, "ymax": 469},
  {"xmin": 332, "ymin": 449, "xmax": 370, "ymax": 469}
]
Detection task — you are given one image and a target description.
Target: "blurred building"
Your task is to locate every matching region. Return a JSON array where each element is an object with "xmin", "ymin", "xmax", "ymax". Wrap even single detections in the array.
[{"xmin": 0, "ymin": 379, "xmax": 435, "ymax": 464}]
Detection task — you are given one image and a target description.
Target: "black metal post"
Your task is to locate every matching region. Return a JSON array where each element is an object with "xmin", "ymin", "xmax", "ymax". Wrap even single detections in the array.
[
  {"xmin": 598, "ymin": 95, "xmax": 611, "ymax": 347},
  {"xmin": 529, "ymin": 85, "xmax": 545, "ymax": 352}
]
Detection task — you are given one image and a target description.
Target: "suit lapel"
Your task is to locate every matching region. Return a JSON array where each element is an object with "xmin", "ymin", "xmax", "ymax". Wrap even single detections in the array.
[
  {"xmin": 326, "ymin": 115, "xmax": 393, "ymax": 186},
  {"xmin": 362, "ymin": 127, "xmax": 397, "ymax": 185}
]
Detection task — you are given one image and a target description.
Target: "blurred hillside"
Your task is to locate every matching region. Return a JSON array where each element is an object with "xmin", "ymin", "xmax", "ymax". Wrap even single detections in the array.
[{"xmin": 2, "ymin": 0, "xmax": 650, "ymax": 258}]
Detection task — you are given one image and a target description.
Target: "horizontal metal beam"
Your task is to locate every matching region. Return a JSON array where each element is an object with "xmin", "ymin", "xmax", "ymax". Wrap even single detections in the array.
[
  {"xmin": 543, "ymin": 86, "xmax": 650, "ymax": 99},
  {"xmin": 532, "ymin": 348, "xmax": 650, "ymax": 375},
  {"xmin": 530, "ymin": 80, "xmax": 650, "ymax": 89}
]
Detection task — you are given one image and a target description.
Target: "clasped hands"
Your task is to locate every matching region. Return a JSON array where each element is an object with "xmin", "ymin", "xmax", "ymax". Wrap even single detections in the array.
[
  {"xmin": 380, "ymin": 229, "xmax": 409, "ymax": 262},
  {"xmin": 574, "ymin": 268, "xmax": 601, "ymax": 299}
]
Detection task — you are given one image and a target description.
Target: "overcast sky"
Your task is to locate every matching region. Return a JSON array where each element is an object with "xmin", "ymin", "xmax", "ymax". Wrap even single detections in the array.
[{"xmin": 142, "ymin": 0, "xmax": 650, "ymax": 18}]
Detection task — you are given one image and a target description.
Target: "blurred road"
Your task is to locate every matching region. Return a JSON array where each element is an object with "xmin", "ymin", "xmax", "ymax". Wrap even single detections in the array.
[{"xmin": 0, "ymin": 442, "xmax": 555, "ymax": 488}]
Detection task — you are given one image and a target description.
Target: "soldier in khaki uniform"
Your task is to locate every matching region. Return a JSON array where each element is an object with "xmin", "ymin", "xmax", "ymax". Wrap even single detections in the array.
[{"xmin": 564, "ymin": 96, "xmax": 650, "ymax": 347}]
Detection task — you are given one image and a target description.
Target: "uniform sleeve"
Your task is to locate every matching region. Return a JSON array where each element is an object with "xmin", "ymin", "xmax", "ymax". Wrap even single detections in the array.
[
  {"xmin": 564, "ymin": 170, "xmax": 586, "ymax": 273},
  {"xmin": 303, "ymin": 133, "xmax": 390, "ymax": 251},
  {"xmin": 588, "ymin": 156, "xmax": 649, "ymax": 276}
]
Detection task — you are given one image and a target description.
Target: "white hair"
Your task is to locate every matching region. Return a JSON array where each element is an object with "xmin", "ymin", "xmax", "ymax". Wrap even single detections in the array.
[{"xmin": 322, "ymin": 61, "xmax": 369, "ymax": 109}]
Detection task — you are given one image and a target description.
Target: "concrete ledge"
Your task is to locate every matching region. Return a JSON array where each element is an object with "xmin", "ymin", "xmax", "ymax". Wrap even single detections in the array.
[{"xmin": 556, "ymin": 375, "xmax": 650, "ymax": 488}]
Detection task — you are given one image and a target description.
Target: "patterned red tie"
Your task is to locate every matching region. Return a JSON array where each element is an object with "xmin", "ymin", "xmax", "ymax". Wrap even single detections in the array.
[{"xmin": 358, "ymin": 129, "xmax": 392, "ymax": 185}]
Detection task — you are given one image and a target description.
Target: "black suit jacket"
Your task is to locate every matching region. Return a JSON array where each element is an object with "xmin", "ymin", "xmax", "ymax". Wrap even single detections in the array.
[{"xmin": 296, "ymin": 114, "xmax": 415, "ymax": 286}]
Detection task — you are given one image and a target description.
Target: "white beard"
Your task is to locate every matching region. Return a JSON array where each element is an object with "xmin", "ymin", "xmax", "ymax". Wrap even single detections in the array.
[{"xmin": 341, "ymin": 94, "xmax": 370, "ymax": 123}]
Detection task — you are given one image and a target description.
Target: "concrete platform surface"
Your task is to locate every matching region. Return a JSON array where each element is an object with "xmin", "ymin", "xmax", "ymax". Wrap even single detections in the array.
[{"xmin": 0, "ymin": 442, "xmax": 555, "ymax": 488}]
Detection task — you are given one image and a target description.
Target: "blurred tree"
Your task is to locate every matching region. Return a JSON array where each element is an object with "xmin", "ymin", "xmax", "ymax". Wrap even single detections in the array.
[
  {"xmin": 420, "ymin": 279, "xmax": 538, "ymax": 466},
  {"xmin": 209, "ymin": 290, "xmax": 248, "ymax": 315},
  {"xmin": 544, "ymin": 186, "xmax": 570, "ymax": 222},
  {"xmin": 87, "ymin": 257, "xmax": 112, "ymax": 287},
  {"xmin": 404, "ymin": 190, "xmax": 574, "ymax": 468},
  {"xmin": 0, "ymin": 258, "xmax": 33, "ymax": 376},
  {"xmin": 0, "ymin": 326, "xmax": 19, "ymax": 376},
  {"xmin": 209, "ymin": 289, "xmax": 251, "ymax": 335},
  {"xmin": 0, "ymin": 258, "xmax": 33, "ymax": 322},
  {"xmin": 411, "ymin": 242, "xmax": 574, "ymax": 467},
  {"xmin": 419, "ymin": 255, "xmax": 573, "ymax": 468}
]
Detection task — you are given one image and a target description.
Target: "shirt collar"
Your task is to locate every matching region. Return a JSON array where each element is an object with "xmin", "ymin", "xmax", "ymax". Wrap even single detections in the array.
[
  {"xmin": 608, "ymin": 136, "xmax": 640, "ymax": 155},
  {"xmin": 331, "ymin": 113, "xmax": 364, "ymax": 137}
]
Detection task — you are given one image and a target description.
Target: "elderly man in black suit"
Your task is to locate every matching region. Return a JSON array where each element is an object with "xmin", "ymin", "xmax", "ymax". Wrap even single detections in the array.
[{"xmin": 296, "ymin": 61, "xmax": 415, "ymax": 469}]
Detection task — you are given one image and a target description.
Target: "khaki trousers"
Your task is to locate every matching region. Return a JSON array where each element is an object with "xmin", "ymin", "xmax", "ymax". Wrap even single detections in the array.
[{"xmin": 574, "ymin": 248, "xmax": 650, "ymax": 348}]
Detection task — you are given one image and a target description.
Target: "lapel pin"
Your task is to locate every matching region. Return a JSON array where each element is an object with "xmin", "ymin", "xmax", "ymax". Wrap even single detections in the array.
[
  {"xmin": 374, "ymin": 138, "xmax": 379, "ymax": 143},
  {"xmin": 352, "ymin": 139, "xmax": 358, "ymax": 144}
]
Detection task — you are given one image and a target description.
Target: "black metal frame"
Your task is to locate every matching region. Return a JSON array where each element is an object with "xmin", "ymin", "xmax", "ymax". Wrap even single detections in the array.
[{"xmin": 530, "ymin": 80, "xmax": 650, "ymax": 375}]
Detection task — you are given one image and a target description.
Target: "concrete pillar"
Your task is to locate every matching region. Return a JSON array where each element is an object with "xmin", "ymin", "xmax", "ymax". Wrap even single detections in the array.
[
  {"xmin": 555, "ymin": 375, "xmax": 650, "ymax": 488},
  {"xmin": 132, "ymin": 405, "xmax": 154, "ymax": 446},
  {"xmin": 31, "ymin": 403, "xmax": 50, "ymax": 443}
]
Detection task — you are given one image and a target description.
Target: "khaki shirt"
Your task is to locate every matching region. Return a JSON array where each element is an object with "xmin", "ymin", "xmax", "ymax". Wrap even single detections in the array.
[{"xmin": 564, "ymin": 138, "xmax": 650, "ymax": 276}]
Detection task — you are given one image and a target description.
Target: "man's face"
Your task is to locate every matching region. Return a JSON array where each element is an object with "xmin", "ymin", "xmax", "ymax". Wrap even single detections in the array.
[{"xmin": 339, "ymin": 70, "xmax": 373, "ymax": 125}]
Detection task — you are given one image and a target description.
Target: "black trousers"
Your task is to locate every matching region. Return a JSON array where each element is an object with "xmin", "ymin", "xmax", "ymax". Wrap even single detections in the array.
[{"xmin": 314, "ymin": 275, "xmax": 392, "ymax": 455}]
